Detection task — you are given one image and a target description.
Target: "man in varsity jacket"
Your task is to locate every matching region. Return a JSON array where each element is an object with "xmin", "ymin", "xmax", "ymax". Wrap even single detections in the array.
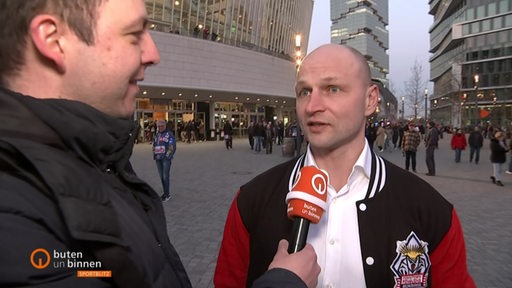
[{"xmin": 214, "ymin": 44, "xmax": 475, "ymax": 288}]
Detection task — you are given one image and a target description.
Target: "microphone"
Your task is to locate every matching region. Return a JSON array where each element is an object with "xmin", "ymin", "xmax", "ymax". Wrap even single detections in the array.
[{"xmin": 285, "ymin": 166, "xmax": 329, "ymax": 253}]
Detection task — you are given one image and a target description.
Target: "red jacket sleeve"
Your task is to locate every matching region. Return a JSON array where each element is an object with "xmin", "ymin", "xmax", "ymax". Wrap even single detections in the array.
[
  {"xmin": 214, "ymin": 192, "xmax": 250, "ymax": 288},
  {"xmin": 430, "ymin": 209, "xmax": 476, "ymax": 287}
]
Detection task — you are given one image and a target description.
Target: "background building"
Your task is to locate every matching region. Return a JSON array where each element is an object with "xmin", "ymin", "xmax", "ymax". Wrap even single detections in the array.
[
  {"xmin": 330, "ymin": 0, "xmax": 390, "ymax": 85},
  {"xmin": 330, "ymin": 0, "xmax": 396, "ymax": 122},
  {"xmin": 139, "ymin": 0, "xmax": 313, "ymax": 140},
  {"xmin": 429, "ymin": 0, "xmax": 512, "ymax": 129}
]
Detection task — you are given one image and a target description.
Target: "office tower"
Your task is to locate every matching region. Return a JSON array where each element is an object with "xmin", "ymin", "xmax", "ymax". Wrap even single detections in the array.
[
  {"xmin": 330, "ymin": 0, "xmax": 389, "ymax": 85},
  {"xmin": 429, "ymin": 0, "xmax": 512, "ymax": 127}
]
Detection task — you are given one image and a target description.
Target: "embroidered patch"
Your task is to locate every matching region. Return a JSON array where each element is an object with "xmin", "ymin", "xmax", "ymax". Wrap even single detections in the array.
[{"xmin": 391, "ymin": 231, "xmax": 430, "ymax": 288}]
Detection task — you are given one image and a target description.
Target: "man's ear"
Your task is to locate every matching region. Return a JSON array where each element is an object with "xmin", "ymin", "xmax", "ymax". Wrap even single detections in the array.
[
  {"xmin": 29, "ymin": 15, "xmax": 66, "ymax": 73},
  {"xmin": 364, "ymin": 84, "xmax": 379, "ymax": 116}
]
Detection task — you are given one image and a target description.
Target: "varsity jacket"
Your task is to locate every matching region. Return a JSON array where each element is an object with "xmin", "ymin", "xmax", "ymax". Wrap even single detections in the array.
[
  {"xmin": 215, "ymin": 151, "xmax": 475, "ymax": 288},
  {"xmin": 0, "ymin": 88, "xmax": 191, "ymax": 287}
]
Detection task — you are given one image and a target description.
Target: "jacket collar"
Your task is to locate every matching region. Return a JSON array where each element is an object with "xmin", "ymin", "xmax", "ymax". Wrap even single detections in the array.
[
  {"xmin": 0, "ymin": 87, "xmax": 137, "ymax": 173},
  {"xmin": 288, "ymin": 142, "xmax": 386, "ymax": 200}
]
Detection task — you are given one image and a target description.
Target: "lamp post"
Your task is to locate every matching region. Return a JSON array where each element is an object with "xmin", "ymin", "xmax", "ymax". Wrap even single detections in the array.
[
  {"xmin": 474, "ymin": 74, "xmax": 479, "ymax": 127},
  {"xmin": 295, "ymin": 34, "xmax": 302, "ymax": 69},
  {"xmin": 424, "ymin": 88, "xmax": 428, "ymax": 122},
  {"xmin": 401, "ymin": 96, "xmax": 405, "ymax": 120}
]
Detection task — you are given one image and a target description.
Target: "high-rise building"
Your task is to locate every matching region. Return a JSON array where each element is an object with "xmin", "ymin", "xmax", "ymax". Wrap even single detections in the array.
[
  {"xmin": 330, "ymin": 0, "xmax": 395, "ymax": 122},
  {"xmin": 139, "ymin": 0, "xmax": 313, "ymax": 141},
  {"xmin": 429, "ymin": 0, "xmax": 512, "ymax": 128},
  {"xmin": 330, "ymin": 0, "xmax": 389, "ymax": 85}
]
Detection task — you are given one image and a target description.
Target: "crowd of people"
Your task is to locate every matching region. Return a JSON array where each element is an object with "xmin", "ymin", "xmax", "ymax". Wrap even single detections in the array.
[{"xmin": 365, "ymin": 120, "xmax": 512, "ymax": 186}]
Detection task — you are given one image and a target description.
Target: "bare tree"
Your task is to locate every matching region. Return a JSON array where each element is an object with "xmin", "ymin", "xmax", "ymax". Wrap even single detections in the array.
[{"xmin": 403, "ymin": 59, "xmax": 428, "ymax": 120}]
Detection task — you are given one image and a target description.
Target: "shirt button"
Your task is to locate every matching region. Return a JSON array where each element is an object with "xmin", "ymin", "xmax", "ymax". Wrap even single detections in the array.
[
  {"xmin": 325, "ymin": 284, "xmax": 333, "ymax": 288},
  {"xmin": 329, "ymin": 239, "xmax": 335, "ymax": 245},
  {"xmin": 359, "ymin": 203, "xmax": 367, "ymax": 211},
  {"xmin": 366, "ymin": 257, "xmax": 375, "ymax": 265}
]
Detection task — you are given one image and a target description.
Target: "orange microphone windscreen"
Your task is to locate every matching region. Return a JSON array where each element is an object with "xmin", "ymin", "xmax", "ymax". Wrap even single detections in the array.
[{"xmin": 286, "ymin": 166, "xmax": 329, "ymax": 223}]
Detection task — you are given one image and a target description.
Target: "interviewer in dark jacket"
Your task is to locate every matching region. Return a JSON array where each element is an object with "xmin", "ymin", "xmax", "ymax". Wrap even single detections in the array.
[{"xmin": 0, "ymin": 1, "xmax": 319, "ymax": 287}]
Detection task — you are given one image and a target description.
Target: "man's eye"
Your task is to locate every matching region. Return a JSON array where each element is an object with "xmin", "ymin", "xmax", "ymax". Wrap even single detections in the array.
[
  {"xmin": 129, "ymin": 30, "xmax": 145, "ymax": 43},
  {"xmin": 297, "ymin": 90, "xmax": 311, "ymax": 97},
  {"xmin": 328, "ymin": 86, "xmax": 340, "ymax": 93}
]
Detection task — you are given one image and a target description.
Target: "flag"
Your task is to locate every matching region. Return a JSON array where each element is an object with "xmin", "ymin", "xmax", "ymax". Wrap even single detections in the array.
[{"xmin": 479, "ymin": 109, "xmax": 490, "ymax": 119}]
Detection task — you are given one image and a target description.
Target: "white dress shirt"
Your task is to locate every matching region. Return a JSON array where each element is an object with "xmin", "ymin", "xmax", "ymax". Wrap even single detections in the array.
[{"xmin": 303, "ymin": 142, "xmax": 374, "ymax": 288}]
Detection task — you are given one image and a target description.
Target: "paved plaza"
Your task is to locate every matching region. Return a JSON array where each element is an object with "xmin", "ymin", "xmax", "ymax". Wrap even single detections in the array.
[{"xmin": 131, "ymin": 135, "xmax": 512, "ymax": 288}]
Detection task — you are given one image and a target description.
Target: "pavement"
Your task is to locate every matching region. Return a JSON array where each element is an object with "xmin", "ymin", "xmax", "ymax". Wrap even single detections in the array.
[{"xmin": 130, "ymin": 135, "xmax": 512, "ymax": 288}]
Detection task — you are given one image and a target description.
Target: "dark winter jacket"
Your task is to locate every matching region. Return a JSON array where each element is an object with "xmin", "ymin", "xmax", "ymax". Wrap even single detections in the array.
[
  {"xmin": 0, "ymin": 88, "xmax": 191, "ymax": 287},
  {"xmin": 490, "ymin": 138, "xmax": 508, "ymax": 163},
  {"xmin": 468, "ymin": 131, "xmax": 484, "ymax": 148}
]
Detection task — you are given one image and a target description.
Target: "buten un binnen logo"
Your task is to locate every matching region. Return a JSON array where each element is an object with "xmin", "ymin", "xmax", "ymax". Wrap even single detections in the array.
[{"xmin": 31, "ymin": 248, "xmax": 51, "ymax": 269}]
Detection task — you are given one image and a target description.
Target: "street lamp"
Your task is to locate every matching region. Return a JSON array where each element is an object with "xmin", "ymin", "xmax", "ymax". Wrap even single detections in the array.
[
  {"xmin": 401, "ymin": 96, "xmax": 405, "ymax": 120},
  {"xmin": 295, "ymin": 34, "xmax": 302, "ymax": 69},
  {"xmin": 474, "ymin": 74, "xmax": 479, "ymax": 126},
  {"xmin": 424, "ymin": 88, "xmax": 428, "ymax": 122}
]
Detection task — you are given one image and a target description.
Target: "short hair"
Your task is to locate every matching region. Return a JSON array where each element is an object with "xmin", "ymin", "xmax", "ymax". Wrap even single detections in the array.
[{"xmin": 0, "ymin": 0, "xmax": 105, "ymax": 85}]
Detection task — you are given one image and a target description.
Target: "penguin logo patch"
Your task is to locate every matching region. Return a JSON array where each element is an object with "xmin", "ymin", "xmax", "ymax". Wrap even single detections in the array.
[{"xmin": 391, "ymin": 231, "xmax": 430, "ymax": 287}]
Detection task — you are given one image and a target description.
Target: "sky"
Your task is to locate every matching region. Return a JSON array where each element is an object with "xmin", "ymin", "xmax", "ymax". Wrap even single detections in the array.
[{"xmin": 307, "ymin": 0, "xmax": 433, "ymax": 96}]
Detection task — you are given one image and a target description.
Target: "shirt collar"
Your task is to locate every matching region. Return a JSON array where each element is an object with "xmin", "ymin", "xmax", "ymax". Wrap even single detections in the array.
[{"xmin": 302, "ymin": 140, "xmax": 373, "ymax": 187}]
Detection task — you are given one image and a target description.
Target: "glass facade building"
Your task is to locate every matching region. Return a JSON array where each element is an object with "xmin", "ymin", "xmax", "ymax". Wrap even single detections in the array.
[
  {"xmin": 138, "ymin": 0, "xmax": 313, "ymax": 141},
  {"xmin": 330, "ymin": 0, "xmax": 390, "ymax": 85},
  {"xmin": 329, "ymin": 0, "xmax": 395, "ymax": 122},
  {"xmin": 429, "ymin": 0, "xmax": 512, "ymax": 129}
]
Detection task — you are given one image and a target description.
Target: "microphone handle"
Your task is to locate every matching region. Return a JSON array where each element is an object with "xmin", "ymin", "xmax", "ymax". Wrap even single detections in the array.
[{"xmin": 288, "ymin": 217, "xmax": 310, "ymax": 253}]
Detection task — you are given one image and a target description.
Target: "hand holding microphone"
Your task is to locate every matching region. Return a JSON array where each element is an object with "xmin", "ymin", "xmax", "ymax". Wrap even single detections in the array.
[
  {"xmin": 285, "ymin": 166, "xmax": 329, "ymax": 253},
  {"xmin": 266, "ymin": 239, "xmax": 320, "ymax": 288}
]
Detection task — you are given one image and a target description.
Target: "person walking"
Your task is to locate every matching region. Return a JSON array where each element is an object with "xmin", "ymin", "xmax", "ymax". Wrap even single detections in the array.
[
  {"xmin": 365, "ymin": 122, "xmax": 377, "ymax": 151},
  {"xmin": 468, "ymin": 126, "xmax": 484, "ymax": 164},
  {"xmin": 398, "ymin": 122, "xmax": 405, "ymax": 149},
  {"xmin": 223, "ymin": 120, "xmax": 233, "ymax": 149},
  {"xmin": 153, "ymin": 120, "xmax": 176, "ymax": 202},
  {"xmin": 247, "ymin": 121, "xmax": 255, "ymax": 150},
  {"xmin": 507, "ymin": 132, "xmax": 512, "ymax": 174},
  {"xmin": 265, "ymin": 121, "xmax": 274, "ymax": 154},
  {"xmin": 254, "ymin": 121, "xmax": 264, "ymax": 153},
  {"xmin": 0, "ymin": 1, "xmax": 319, "ymax": 287},
  {"xmin": 392, "ymin": 123, "xmax": 399, "ymax": 149},
  {"xmin": 402, "ymin": 123, "xmax": 421, "ymax": 172},
  {"xmin": 451, "ymin": 128, "xmax": 467, "ymax": 163},
  {"xmin": 375, "ymin": 122, "xmax": 385, "ymax": 152},
  {"xmin": 425, "ymin": 121, "xmax": 439, "ymax": 176},
  {"xmin": 490, "ymin": 131, "xmax": 508, "ymax": 186}
]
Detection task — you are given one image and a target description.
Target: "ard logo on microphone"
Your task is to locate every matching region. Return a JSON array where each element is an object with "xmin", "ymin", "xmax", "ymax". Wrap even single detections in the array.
[{"xmin": 286, "ymin": 166, "xmax": 329, "ymax": 223}]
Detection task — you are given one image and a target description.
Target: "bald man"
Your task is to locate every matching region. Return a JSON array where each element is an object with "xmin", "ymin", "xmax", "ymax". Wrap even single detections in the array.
[{"xmin": 215, "ymin": 44, "xmax": 475, "ymax": 288}]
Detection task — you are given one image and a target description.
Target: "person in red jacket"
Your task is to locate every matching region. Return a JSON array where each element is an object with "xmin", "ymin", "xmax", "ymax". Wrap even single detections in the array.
[{"xmin": 451, "ymin": 128, "xmax": 468, "ymax": 163}]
